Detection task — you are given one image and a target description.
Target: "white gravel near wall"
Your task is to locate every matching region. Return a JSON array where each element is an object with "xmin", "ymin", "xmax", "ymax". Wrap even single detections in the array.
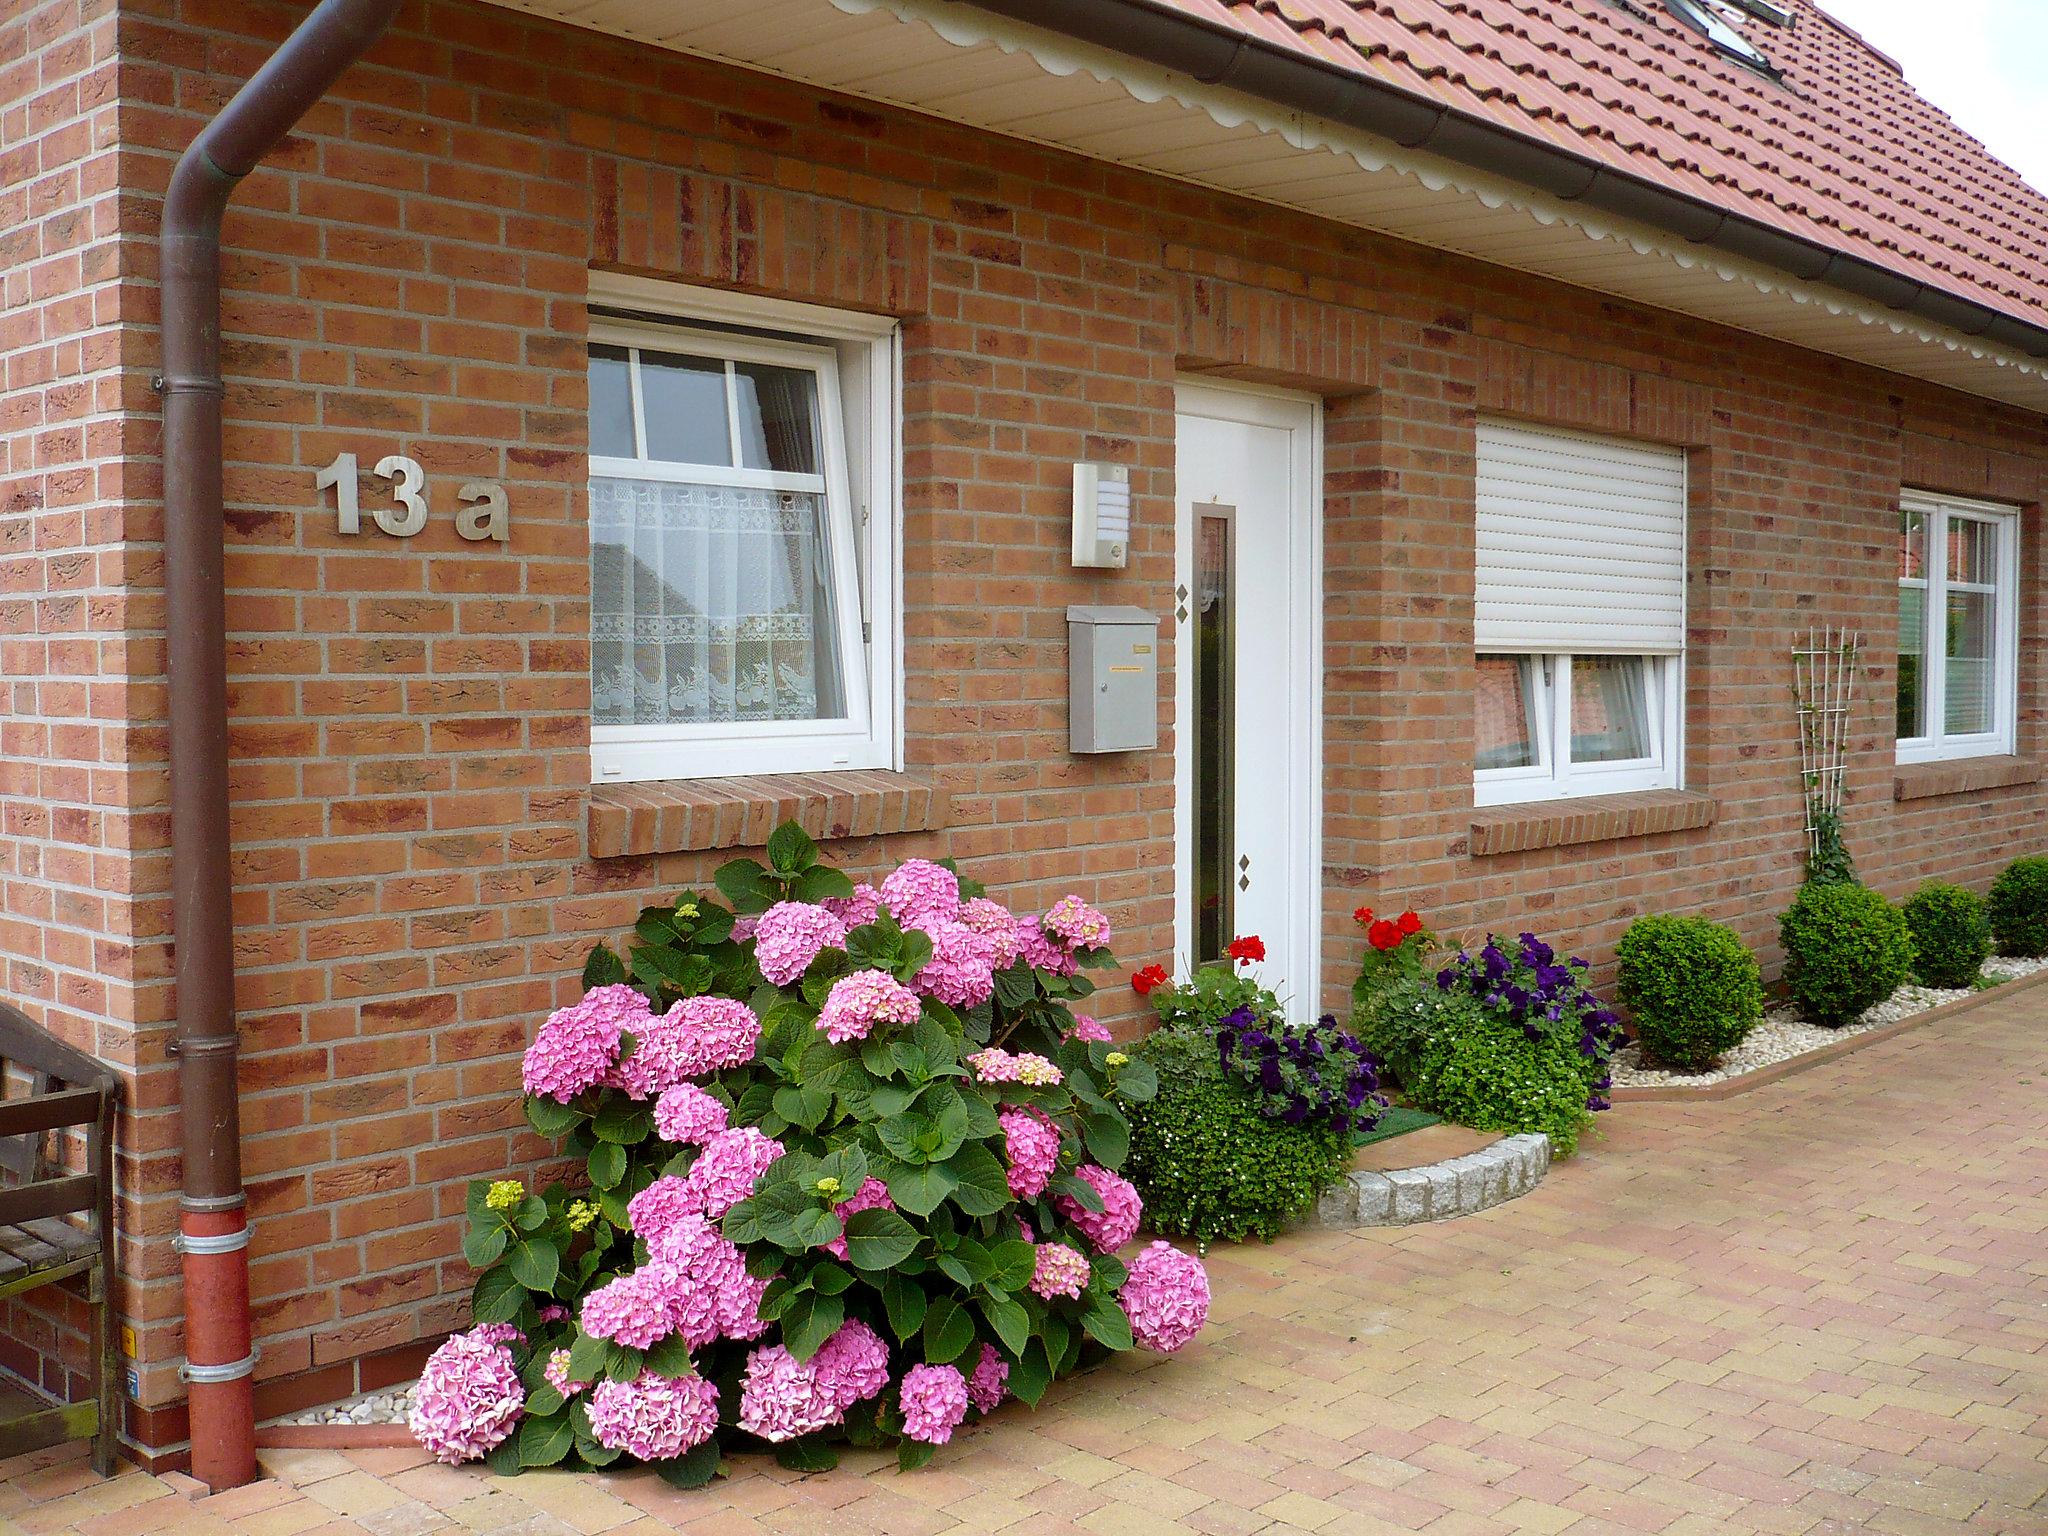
[
  {"xmin": 279, "ymin": 1385, "xmax": 412, "ymax": 1426},
  {"xmin": 1610, "ymin": 955, "xmax": 2048, "ymax": 1088}
]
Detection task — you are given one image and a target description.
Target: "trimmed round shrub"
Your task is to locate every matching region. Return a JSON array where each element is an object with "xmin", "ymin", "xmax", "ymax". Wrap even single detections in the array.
[
  {"xmin": 1987, "ymin": 856, "xmax": 2048, "ymax": 958},
  {"xmin": 1127, "ymin": 1030, "xmax": 1350, "ymax": 1245},
  {"xmin": 1353, "ymin": 975, "xmax": 1493, "ymax": 1092},
  {"xmin": 1902, "ymin": 882, "xmax": 1991, "ymax": 988},
  {"xmin": 1615, "ymin": 914, "xmax": 1763, "ymax": 1073},
  {"xmin": 1406, "ymin": 1011, "xmax": 1595, "ymax": 1158},
  {"xmin": 1778, "ymin": 883, "xmax": 1914, "ymax": 1027}
]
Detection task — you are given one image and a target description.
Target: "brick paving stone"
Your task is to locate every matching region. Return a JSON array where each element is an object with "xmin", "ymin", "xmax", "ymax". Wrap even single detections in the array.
[{"xmin": 10, "ymin": 998, "xmax": 2048, "ymax": 1532}]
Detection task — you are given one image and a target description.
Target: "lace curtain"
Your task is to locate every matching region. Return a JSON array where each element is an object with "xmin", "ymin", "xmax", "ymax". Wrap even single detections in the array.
[{"xmin": 590, "ymin": 476, "xmax": 844, "ymax": 727}]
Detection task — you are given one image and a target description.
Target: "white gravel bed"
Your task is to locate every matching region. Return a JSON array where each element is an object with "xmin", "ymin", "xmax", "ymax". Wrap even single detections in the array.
[
  {"xmin": 279, "ymin": 1385, "xmax": 412, "ymax": 1426},
  {"xmin": 1610, "ymin": 956, "xmax": 2048, "ymax": 1088}
]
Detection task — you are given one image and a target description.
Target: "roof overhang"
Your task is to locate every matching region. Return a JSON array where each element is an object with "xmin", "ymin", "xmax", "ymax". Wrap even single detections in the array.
[{"xmin": 490, "ymin": 0, "xmax": 2048, "ymax": 415}]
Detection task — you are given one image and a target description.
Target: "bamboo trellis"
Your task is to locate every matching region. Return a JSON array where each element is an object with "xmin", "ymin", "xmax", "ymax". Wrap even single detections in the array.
[{"xmin": 1792, "ymin": 625, "xmax": 1859, "ymax": 865}]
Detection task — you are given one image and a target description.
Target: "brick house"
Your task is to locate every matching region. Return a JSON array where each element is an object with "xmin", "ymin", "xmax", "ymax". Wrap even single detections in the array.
[{"xmin": 4, "ymin": 0, "xmax": 2046, "ymax": 1471}]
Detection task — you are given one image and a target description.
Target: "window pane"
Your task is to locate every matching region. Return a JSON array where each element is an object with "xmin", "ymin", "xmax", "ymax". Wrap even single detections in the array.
[
  {"xmin": 640, "ymin": 351, "xmax": 732, "ymax": 466},
  {"xmin": 1475, "ymin": 655, "xmax": 1538, "ymax": 771},
  {"xmin": 1570, "ymin": 656, "xmax": 1652, "ymax": 764},
  {"xmin": 1947, "ymin": 517, "xmax": 1995, "ymax": 585},
  {"xmin": 589, "ymin": 477, "xmax": 847, "ymax": 727},
  {"xmin": 1897, "ymin": 580, "xmax": 1927, "ymax": 738},
  {"xmin": 1900, "ymin": 508, "xmax": 1924, "ymax": 580},
  {"xmin": 1944, "ymin": 588, "xmax": 1995, "ymax": 735},
  {"xmin": 589, "ymin": 345, "xmax": 635, "ymax": 459},
  {"xmin": 735, "ymin": 362, "xmax": 820, "ymax": 475}
]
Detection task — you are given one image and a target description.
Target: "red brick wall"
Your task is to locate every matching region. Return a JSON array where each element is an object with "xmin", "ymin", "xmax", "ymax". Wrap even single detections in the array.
[{"xmin": 7, "ymin": 0, "xmax": 2046, "ymax": 1455}]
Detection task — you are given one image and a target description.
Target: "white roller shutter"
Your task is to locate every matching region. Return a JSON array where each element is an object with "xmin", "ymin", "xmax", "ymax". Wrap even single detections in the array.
[{"xmin": 1475, "ymin": 419, "xmax": 1687, "ymax": 654}]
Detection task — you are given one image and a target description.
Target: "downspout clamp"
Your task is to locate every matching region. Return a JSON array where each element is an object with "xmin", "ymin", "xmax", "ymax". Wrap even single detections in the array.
[{"xmin": 160, "ymin": 0, "xmax": 400, "ymax": 1491}]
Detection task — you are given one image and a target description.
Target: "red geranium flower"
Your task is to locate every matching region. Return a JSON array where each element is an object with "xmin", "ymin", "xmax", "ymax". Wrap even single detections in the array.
[
  {"xmin": 1352, "ymin": 905, "xmax": 1374, "ymax": 927},
  {"xmin": 1396, "ymin": 910, "xmax": 1422, "ymax": 937},
  {"xmin": 1131, "ymin": 963, "xmax": 1169, "ymax": 997},
  {"xmin": 1226, "ymin": 935, "xmax": 1265, "ymax": 966},
  {"xmin": 1367, "ymin": 919, "xmax": 1402, "ymax": 952}
]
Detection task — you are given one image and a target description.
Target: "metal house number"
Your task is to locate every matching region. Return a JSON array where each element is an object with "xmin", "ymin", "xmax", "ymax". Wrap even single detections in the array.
[{"xmin": 313, "ymin": 451, "xmax": 509, "ymax": 543}]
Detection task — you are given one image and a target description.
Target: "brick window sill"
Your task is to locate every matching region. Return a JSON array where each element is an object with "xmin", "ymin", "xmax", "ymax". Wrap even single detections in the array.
[
  {"xmin": 1893, "ymin": 754, "xmax": 2041, "ymax": 802},
  {"xmin": 1470, "ymin": 788, "xmax": 1718, "ymax": 858},
  {"xmin": 588, "ymin": 769, "xmax": 951, "ymax": 859}
]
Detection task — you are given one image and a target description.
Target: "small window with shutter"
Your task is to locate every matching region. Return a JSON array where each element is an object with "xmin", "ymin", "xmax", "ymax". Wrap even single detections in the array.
[{"xmin": 1473, "ymin": 420, "xmax": 1687, "ymax": 805}]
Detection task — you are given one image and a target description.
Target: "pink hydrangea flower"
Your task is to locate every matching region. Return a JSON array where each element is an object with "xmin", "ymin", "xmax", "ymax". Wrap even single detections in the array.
[
  {"xmin": 881, "ymin": 858, "xmax": 960, "ymax": 928},
  {"xmin": 817, "ymin": 969, "xmax": 921, "ymax": 1045},
  {"xmin": 653, "ymin": 1082, "xmax": 729, "ymax": 1145},
  {"xmin": 966, "ymin": 1344, "xmax": 1009, "ymax": 1415},
  {"xmin": 1030, "ymin": 1241, "xmax": 1091, "ymax": 1300},
  {"xmin": 823, "ymin": 883, "xmax": 883, "ymax": 929},
  {"xmin": 1066, "ymin": 1014, "xmax": 1113, "ymax": 1044},
  {"xmin": 521, "ymin": 984, "xmax": 647, "ymax": 1103},
  {"xmin": 580, "ymin": 1265, "xmax": 678, "ymax": 1350},
  {"xmin": 1015, "ymin": 922, "xmax": 1077, "ymax": 978},
  {"xmin": 650, "ymin": 1212, "xmax": 770, "ymax": 1346},
  {"xmin": 543, "ymin": 1348, "xmax": 587, "ymax": 1399},
  {"xmin": 999, "ymin": 1108, "xmax": 1060, "ymax": 1200},
  {"xmin": 1119, "ymin": 1240, "xmax": 1211, "ymax": 1353},
  {"xmin": 626, "ymin": 1176, "xmax": 693, "ymax": 1246},
  {"xmin": 898, "ymin": 1362, "xmax": 969, "ymax": 1446},
  {"xmin": 585, "ymin": 1372, "xmax": 719, "ymax": 1461},
  {"xmin": 736, "ymin": 1321, "xmax": 889, "ymax": 1441},
  {"xmin": 537, "ymin": 1304, "xmax": 569, "ymax": 1324},
  {"xmin": 616, "ymin": 996, "xmax": 762, "ymax": 1097},
  {"xmin": 753, "ymin": 901, "xmax": 849, "ymax": 987},
  {"xmin": 408, "ymin": 1328, "xmax": 525, "ymax": 1465},
  {"xmin": 1056, "ymin": 1164, "xmax": 1143, "ymax": 1253},
  {"xmin": 910, "ymin": 920, "xmax": 997, "ymax": 1009},
  {"xmin": 811, "ymin": 1318, "xmax": 890, "ymax": 1413},
  {"xmin": 958, "ymin": 897, "xmax": 1023, "ymax": 968},
  {"xmin": 966, "ymin": 1047, "xmax": 1062, "ymax": 1086},
  {"xmin": 822, "ymin": 1177, "xmax": 895, "ymax": 1262},
  {"xmin": 677, "ymin": 1126, "xmax": 786, "ymax": 1222},
  {"xmin": 1042, "ymin": 895, "xmax": 1112, "ymax": 951},
  {"xmin": 469, "ymin": 1323, "xmax": 524, "ymax": 1347}
]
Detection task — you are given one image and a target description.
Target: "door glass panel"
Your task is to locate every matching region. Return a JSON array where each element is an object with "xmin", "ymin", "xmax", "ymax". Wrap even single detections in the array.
[
  {"xmin": 1944, "ymin": 588, "xmax": 1995, "ymax": 735},
  {"xmin": 1194, "ymin": 508, "xmax": 1233, "ymax": 967},
  {"xmin": 1475, "ymin": 655, "xmax": 1538, "ymax": 770},
  {"xmin": 640, "ymin": 351, "xmax": 732, "ymax": 467},
  {"xmin": 1570, "ymin": 656, "xmax": 1652, "ymax": 764},
  {"xmin": 1897, "ymin": 580, "xmax": 1927, "ymax": 738},
  {"xmin": 734, "ymin": 362, "xmax": 820, "ymax": 475}
]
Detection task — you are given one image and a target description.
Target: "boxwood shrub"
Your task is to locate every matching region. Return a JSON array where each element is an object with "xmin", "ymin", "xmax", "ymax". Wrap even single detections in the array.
[
  {"xmin": 1987, "ymin": 856, "xmax": 2048, "ymax": 958},
  {"xmin": 1614, "ymin": 914, "xmax": 1762, "ymax": 1073},
  {"xmin": 1778, "ymin": 882, "xmax": 1914, "ymax": 1026},
  {"xmin": 1126, "ymin": 1029, "xmax": 1351, "ymax": 1245},
  {"xmin": 1902, "ymin": 882, "xmax": 1991, "ymax": 988}
]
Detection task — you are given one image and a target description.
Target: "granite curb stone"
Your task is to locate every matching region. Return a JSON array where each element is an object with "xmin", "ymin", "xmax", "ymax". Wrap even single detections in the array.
[{"xmin": 1307, "ymin": 1132, "xmax": 1551, "ymax": 1227}]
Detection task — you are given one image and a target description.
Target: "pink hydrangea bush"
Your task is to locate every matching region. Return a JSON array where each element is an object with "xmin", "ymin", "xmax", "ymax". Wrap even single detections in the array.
[{"xmin": 443, "ymin": 821, "xmax": 1202, "ymax": 1480}]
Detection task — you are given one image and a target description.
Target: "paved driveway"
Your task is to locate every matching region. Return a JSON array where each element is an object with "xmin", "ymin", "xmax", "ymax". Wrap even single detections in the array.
[{"xmin": 6, "ymin": 988, "xmax": 2046, "ymax": 1534}]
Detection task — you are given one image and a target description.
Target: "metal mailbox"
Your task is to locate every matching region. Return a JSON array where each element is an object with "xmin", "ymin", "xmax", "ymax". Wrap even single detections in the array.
[{"xmin": 1067, "ymin": 605, "xmax": 1159, "ymax": 753}]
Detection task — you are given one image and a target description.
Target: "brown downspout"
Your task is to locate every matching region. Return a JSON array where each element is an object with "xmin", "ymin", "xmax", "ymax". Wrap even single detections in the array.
[{"xmin": 160, "ymin": 0, "xmax": 400, "ymax": 1491}]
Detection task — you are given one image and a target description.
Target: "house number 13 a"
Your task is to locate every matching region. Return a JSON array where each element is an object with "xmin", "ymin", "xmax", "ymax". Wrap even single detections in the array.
[{"xmin": 314, "ymin": 452, "xmax": 509, "ymax": 543}]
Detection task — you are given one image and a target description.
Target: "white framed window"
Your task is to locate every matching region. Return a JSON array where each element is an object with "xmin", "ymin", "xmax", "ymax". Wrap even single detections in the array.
[
  {"xmin": 585, "ymin": 276, "xmax": 901, "ymax": 784},
  {"xmin": 1475, "ymin": 653, "xmax": 1680, "ymax": 804},
  {"xmin": 1896, "ymin": 490, "xmax": 2019, "ymax": 764},
  {"xmin": 1473, "ymin": 420, "xmax": 1687, "ymax": 805}
]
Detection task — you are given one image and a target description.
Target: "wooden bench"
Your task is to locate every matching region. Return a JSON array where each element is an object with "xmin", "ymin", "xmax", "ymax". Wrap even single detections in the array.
[{"xmin": 0, "ymin": 1003, "xmax": 119, "ymax": 1475}]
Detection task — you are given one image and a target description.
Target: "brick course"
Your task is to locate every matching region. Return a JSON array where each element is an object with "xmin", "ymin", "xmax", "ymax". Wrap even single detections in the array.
[{"xmin": 1, "ymin": 0, "xmax": 2044, "ymax": 1460}]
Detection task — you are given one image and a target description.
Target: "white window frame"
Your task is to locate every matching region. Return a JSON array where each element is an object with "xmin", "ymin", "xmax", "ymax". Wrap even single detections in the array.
[
  {"xmin": 585, "ymin": 275, "xmax": 902, "ymax": 784},
  {"xmin": 1474, "ymin": 652, "xmax": 1682, "ymax": 806},
  {"xmin": 1896, "ymin": 490, "xmax": 2020, "ymax": 765}
]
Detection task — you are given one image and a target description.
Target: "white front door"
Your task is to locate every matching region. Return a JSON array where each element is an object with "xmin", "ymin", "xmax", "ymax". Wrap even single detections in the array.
[{"xmin": 1173, "ymin": 381, "xmax": 1322, "ymax": 1014}]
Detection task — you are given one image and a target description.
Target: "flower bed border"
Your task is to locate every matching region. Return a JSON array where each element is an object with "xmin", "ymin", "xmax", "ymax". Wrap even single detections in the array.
[
  {"xmin": 1610, "ymin": 964, "xmax": 2048, "ymax": 1102},
  {"xmin": 1304, "ymin": 1133, "xmax": 1550, "ymax": 1227}
]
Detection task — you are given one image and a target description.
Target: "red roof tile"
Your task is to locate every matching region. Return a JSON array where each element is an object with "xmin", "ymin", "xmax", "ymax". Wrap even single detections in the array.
[{"xmin": 1148, "ymin": 0, "xmax": 2048, "ymax": 330}]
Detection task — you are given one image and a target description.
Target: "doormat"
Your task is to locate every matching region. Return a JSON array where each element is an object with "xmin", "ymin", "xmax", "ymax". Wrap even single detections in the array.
[{"xmin": 1352, "ymin": 1104, "xmax": 1440, "ymax": 1147}]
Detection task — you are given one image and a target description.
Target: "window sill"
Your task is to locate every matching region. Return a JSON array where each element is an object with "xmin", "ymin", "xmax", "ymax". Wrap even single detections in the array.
[
  {"xmin": 588, "ymin": 769, "xmax": 950, "ymax": 859},
  {"xmin": 1893, "ymin": 755, "xmax": 2040, "ymax": 802},
  {"xmin": 1469, "ymin": 789, "xmax": 1717, "ymax": 858}
]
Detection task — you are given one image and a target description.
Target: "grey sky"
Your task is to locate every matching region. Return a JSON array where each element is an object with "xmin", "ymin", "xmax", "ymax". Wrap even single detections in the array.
[{"xmin": 1812, "ymin": 0, "xmax": 2048, "ymax": 191}]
